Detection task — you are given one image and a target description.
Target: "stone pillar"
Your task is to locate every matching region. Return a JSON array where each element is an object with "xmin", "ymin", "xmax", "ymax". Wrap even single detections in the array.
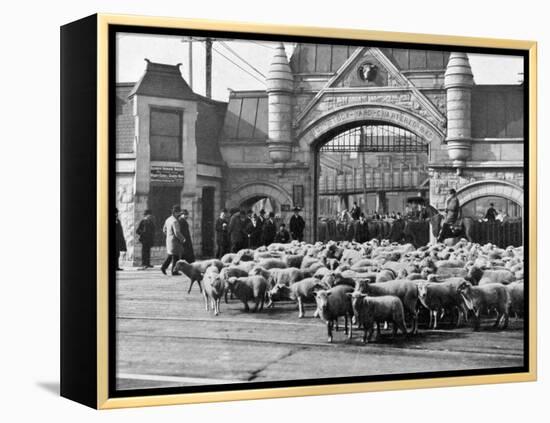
[
  {"xmin": 444, "ymin": 53, "xmax": 474, "ymax": 168},
  {"xmin": 266, "ymin": 43, "xmax": 293, "ymax": 162}
]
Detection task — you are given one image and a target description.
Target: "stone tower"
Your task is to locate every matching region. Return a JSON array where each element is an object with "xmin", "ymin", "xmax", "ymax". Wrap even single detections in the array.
[
  {"xmin": 444, "ymin": 52, "xmax": 474, "ymax": 169},
  {"xmin": 266, "ymin": 43, "xmax": 293, "ymax": 162}
]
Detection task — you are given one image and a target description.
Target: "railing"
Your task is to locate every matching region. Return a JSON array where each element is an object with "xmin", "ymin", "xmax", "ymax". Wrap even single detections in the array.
[
  {"xmin": 319, "ymin": 165, "xmax": 427, "ymax": 195},
  {"xmin": 471, "ymin": 219, "xmax": 523, "ymax": 247}
]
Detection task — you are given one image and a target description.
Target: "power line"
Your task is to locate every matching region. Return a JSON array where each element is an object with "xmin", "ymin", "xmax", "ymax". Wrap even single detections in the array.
[
  {"xmin": 218, "ymin": 41, "xmax": 266, "ymax": 79},
  {"xmin": 211, "ymin": 45, "xmax": 266, "ymax": 85}
]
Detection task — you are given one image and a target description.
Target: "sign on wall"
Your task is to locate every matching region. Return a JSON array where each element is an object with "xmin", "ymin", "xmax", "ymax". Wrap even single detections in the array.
[{"xmin": 150, "ymin": 165, "xmax": 185, "ymax": 185}]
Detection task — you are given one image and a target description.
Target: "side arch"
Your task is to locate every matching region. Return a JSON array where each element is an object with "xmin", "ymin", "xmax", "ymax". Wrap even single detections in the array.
[
  {"xmin": 227, "ymin": 181, "xmax": 293, "ymax": 211},
  {"xmin": 456, "ymin": 180, "xmax": 524, "ymax": 209}
]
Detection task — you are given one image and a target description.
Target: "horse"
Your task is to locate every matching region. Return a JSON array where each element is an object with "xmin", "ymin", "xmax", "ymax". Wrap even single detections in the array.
[{"xmin": 429, "ymin": 207, "xmax": 475, "ymax": 243}]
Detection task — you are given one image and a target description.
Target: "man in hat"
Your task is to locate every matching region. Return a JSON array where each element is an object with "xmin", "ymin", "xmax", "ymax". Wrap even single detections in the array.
[
  {"xmin": 289, "ymin": 207, "xmax": 305, "ymax": 242},
  {"xmin": 178, "ymin": 209, "xmax": 195, "ymax": 263},
  {"xmin": 136, "ymin": 209, "xmax": 155, "ymax": 269},
  {"xmin": 115, "ymin": 208, "xmax": 127, "ymax": 271},
  {"xmin": 438, "ymin": 188, "xmax": 460, "ymax": 242},
  {"xmin": 274, "ymin": 222, "xmax": 291, "ymax": 244},
  {"xmin": 215, "ymin": 208, "xmax": 229, "ymax": 258},
  {"xmin": 262, "ymin": 211, "xmax": 277, "ymax": 246},
  {"xmin": 354, "ymin": 212, "xmax": 369, "ymax": 243},
  {"xmin": 255, "ymin": 209, "xmax": 266, "ymax": 246},
  {"xmin": 350, "ymin": 201, "xmax": 361, "ymax": 220},
  {"xmin": 485, "ymin": 202, "xmax": 497, "ymax": 221},
  {"xmin": 228, "ymin": 209, "xmax": 248, "ymax": 253},
  {"xmin": 161, "ymin": 205, "xmax": 185, "ymax": 275}
]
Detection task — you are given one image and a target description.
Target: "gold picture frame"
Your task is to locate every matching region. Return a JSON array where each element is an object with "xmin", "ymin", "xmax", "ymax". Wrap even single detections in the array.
[{"xmin": 60, "ymin": 13, "xmax": 537, "ymax": 409}]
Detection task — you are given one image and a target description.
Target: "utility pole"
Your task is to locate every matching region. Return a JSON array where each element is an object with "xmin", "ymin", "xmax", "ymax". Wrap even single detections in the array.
[
  {"xmin": 205, "ymin": 38, "xmax": 212, "ymax": 98},
  {"xmin": 360, "ymin": 126, "xmax": 368, "ymax": 210},
  {"xmin": 188, "ymin": 38, "xmax": 193, "ymax": 89}
]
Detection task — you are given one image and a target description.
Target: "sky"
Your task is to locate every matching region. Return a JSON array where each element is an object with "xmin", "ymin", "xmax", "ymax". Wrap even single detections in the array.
[{"xmin": 116, "ymin": 33, "xmax": 524, "ymax": 102}]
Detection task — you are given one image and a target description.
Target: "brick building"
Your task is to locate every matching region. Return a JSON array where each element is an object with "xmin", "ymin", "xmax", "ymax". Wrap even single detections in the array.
[{"xmin": 116, "ymin": 44, "xmax": 524, "ymax": 265}]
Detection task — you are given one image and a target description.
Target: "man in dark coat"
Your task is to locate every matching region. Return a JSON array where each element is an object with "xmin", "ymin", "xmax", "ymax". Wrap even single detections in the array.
[
  {"xmin": 254, "ymin": 209, "xmax": 266, "ymax": 247},
  {"xmin": 244, "ymin": 210, "xmax": 255, "ymax": 248},
  {"xmin": 178, "ymin": 209, "xmax": 195, "ymax": 263},
  {"xmin": 485, "ymin": 202, "xmax": 497, "ymax": 221},
  {"xmin": 228, "ymin": 210, "xmax": 248, "ymax": 253},
  {"xmin": 136, "ymin": 209, "xmax": 155, "ymax": 269},
  {"xmin": 262, "ymin": 212, "xmax": 277, "ymax": 246},
  {"xmin": 115, "ymin": 208, "xmax": 127, "ymax": 271},
  {"xmin": 215, "ymin": 208, "xmax": 230, "ymax": 258},
  {"xmin": 350, "ymin": 202, "xmax": 361, "ymax": 220},
  {"xmin": 274, "ymin": 223, "xmax": 291, "ymax": 244},
  {"xmin": 354, "ymin": 213, "xmax": 369, "ymax": 243},
  {"xmin": 289, "ymin": 207, "xmax": 305, "ymax": 241}
]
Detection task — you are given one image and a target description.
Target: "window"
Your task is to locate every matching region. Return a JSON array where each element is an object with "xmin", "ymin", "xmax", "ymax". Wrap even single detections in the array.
[
  {"xmin": 461, "ymin": 196, "xmax": 522, "ymax": 219},
  {"xmin": 150, "ymin": 108, "xmax": 182, "ymax": 161}
]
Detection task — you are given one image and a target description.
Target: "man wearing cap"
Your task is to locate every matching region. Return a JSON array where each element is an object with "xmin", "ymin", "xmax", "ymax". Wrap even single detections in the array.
[
  {"xmin": 136, "ymin": 209, "xmax": 155, "ymax": 269},
  {"xmin": 115, "ymin": 208, "xmax": 127, "ymax": 271},
  {"xmin": 161, "ymin": 205, "xmax": 185, "ymax": 275},
  {"xmin": 215, "ymin": 208, "xmax": 229, "ymax": 258},
  {"xmin": 289, "ymin": 207, "xmax": 305, "ymax": 242},
  {"xmin": 178, "ymin": 209, "xmax": 195, "ymax": 263},
  {"xmin": 262, "ymin": 212, "xmax": 277, "ymax": 246},
  {"xmin": 228, "ymin": 209, "xmax": 248, "ymax": 253}
]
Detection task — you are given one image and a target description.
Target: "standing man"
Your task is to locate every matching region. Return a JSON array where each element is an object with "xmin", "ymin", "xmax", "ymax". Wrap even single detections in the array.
[
  {"xmin": 161, "ymin": 205, "xmax": 185, "ymax": 275},
  {"xmin": 136, "ymin": 209, "xmax": 155, "ymax": 269},
  {"xmin": 228, "ymin": 209, "xmax": 248, "ymax": 253},
  {"xmin": 485, "ymin": 202, "xmax": 497, "ymax": 221},
  {"xmin": 115, "ymin": 208, "xmax": 127, "ymax": 271},
  {"xmin": 215, "ymin": 208, "xmax": 229, "ymax": 258},
  {"xmin": 262, "ymin": 211, "xmax": 277, "ymax": 246},
  {"xmin": 354, "ymin": 213, "xmax": 369, "ymax": 243},
  {"xmin": 350, "ymin": 201, "xmax": 361, "ymax": 220},
  {"xmin": 178, "ymin": 209, "xmax": 195, "ymax": 263},
  {"xmin": 438, "ymin": 188, "xmax": 460, "ymax": 242},
  {"xmin": 256, "ymin": 209, "xmax": 266, "ymax": 246},
  {"xmin": 289, "ymin": 207, "xmax": 305, "ymax": 242}
]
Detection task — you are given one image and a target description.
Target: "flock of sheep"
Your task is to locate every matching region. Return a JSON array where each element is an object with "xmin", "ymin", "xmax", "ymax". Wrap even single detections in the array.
[{"xmin": 172, "ymin": 238, "xmax": 525, "ymax": 344}]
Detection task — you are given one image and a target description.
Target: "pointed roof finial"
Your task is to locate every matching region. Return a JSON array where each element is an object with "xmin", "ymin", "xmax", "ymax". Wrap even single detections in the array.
[
  {"xmin": 266, "ymin": 43, "xmax": 293, "ymax": 93},
  {"xmin": 444, "ymin": 52, "xmax": 474, "ymax": 88}
]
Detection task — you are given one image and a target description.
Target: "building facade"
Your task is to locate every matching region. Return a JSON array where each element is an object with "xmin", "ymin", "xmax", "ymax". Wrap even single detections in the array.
[{"xmin": 116, "ymin": 45, "xmax": 524, "ymax": 265}]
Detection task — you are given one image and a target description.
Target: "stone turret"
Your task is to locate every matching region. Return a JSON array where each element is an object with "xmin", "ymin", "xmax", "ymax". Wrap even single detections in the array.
[
  {"xmin": 266, "ymin": 43, "xmax": 293, "ymax": 162},
  {"xmin": 444, "ymin": 52, "xmax": 474, "ymax": 169}
]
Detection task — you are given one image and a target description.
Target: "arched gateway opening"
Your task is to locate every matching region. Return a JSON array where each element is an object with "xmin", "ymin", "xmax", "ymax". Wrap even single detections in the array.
[{"xmin": 313, "ymin": 121, "xmax": 430, "ymax": 241}]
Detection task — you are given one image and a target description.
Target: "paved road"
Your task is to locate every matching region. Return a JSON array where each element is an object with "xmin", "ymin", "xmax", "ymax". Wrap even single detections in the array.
[{"xmin": 116, "ymin": 268, "xmax": 524, "ymax": 391}]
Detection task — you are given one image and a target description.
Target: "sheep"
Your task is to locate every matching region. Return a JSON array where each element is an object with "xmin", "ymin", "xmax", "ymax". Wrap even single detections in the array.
[
  {"xmin": 314, "ymin": 285, "xmax": 355, "ymax": 343},
  {"xmin": 321, "ymin": 272, "xmax": 355, "ymax": 288},
  {"xmin": 268, "ymin": 278, "xmax": 329, "ymax": 317},
  {"xmin": 348, "ymin": 293, "xmax": 408, "ymax": 343},
  {"xmin": 285, "ymin": 254, "xmax": 304, "ymax": 268},
  {"xmin": 225, "ymin": 276, "xmax": 268, "ymax": 312},
  {"xmin": 219, "ymin": 266, "xmax": 250, "ymax": 303},
  {"xmin": 506, "ymin": 281, "xmax": 524, "ymax": 318},
  {"xmin": 221, "ymin": 253, "xmax": 237, "ymax": 265},
  {"xmin": 172, "ymin": 259, "xmax": 204, "ymax": 294},
  {"xmin": 375, "ymin": 269, "xmax": 396, "ymax": 283},
  {"xmin": 257, "ymin": 258, "xmax": 287, "ymax": 270},
  {"xmin": 301, "ymin": 256, "xmax": 321, "ymax": 269},
  {"xmin": 416, "ymin": 280, "xmax": 467, "ymax": 329},
  {"xmin": 468, "ymin": 266, "xmax": 515, "ymax": 285},
  {"xmin": 267, "ymin": 267, "xmax": 309, "ymax": 287},
  {"xmin": 457, "ymin": 281, "xmax": 510, "ymax": 331},
  {"xmin": 361, "ymin": 279, "xmax": 420, "ymax": 334},
  {"xmin": 192, "ymin": 259, "xmax": 224, "ymax": 273},
  {"xmin": 201, "ymin": 266, "xmax": 225, "ymax": 316}
]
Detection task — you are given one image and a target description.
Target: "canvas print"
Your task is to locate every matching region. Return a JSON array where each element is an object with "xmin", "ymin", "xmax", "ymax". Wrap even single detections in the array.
[{"xmin": 113, "ymin": 30, "xmax": 527, "ymax": 393}]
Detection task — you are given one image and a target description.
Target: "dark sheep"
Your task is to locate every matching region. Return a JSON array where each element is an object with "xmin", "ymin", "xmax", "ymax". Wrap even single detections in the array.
[
  {"xmin": 226, "ymin": 276, "xmax": 269, "ymax": 312},
  {"xmin": 314, "ymin": 285, "xmax": 355, "ymax": 343}
]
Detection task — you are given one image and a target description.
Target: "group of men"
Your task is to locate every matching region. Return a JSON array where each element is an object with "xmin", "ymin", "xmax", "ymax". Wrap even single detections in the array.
[
  {"xmin": 114, "ymin": 204, "xmax": 306, "ymax": 273},
  {"xmin": 215, "ymin": 207, "xmax": 305, "ymax": 258}
]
